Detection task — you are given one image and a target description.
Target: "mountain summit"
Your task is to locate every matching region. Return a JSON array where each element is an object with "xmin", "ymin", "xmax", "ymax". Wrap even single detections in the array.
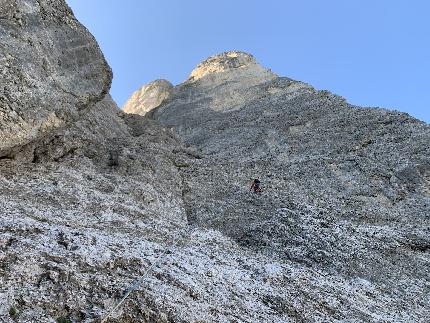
[
  {"xmin": 187, "ymin": 51, "xmax": 275, "ymax": 82},
  {"xmin": 122, "ymin": 51, "xmax": 277, "ymax": 115}
]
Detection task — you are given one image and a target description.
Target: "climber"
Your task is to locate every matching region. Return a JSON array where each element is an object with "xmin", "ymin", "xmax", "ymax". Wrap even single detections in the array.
[{"xmin": 250, "ymin": 179, "xmax": 262, "ymax": 193}]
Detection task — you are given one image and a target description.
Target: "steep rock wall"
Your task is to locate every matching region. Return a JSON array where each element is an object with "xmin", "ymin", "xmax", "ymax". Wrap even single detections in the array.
[
  {"xmin": 149, "ymin": 51, "xmax": 430, "ymax": 321},
  {"xmin": 0, "ymin": 0, "xmax": 112, "ymax": 157}
]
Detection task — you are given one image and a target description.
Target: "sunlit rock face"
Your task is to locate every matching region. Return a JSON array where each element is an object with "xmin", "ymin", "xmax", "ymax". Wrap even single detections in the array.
[
  {"xmin": 0, "ymin": 0, "xmax": 112, "ymax": 157},
  {"xmin": 179, "ymin": 51, "xmax": 278, "ymax": 112},
  {"xmin": 122, "ymin": 79, "xmax": 173, "ymax": 115},
  {"xmin": 188, "ymin": 51, "xmax": 272, "ymax": 81}
]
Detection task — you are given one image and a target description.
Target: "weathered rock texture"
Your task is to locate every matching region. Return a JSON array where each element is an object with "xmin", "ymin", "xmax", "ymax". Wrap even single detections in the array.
[
  {"xmin": 151, "ymin": 51, "xmax": 430, "ymax": 322},
  {"xmin": 188, "ymin": 51, "xmax": 274, "ymax": 83},
  {"xmin": 184, "ymin": 51, "xmax": 277, "ymax": 112},
  {"xmin": 122, "ymin": 79, "xmax": 173, "ymax": 115},
  {"xmin": 0, "ymin": 0, "xmax": 112, "ymax": 157},
  {"xmin": 1, "ymin": 4, "xmax": 430, "ymax": 322},
  {"xmin": 0, "ymin": 96, "xmax": 193, "ymax": 322}
]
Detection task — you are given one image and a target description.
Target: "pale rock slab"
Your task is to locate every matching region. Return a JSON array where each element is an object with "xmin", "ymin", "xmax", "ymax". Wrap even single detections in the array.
[{"xmin": 122, "ymin": 79, "xmax": 173, "ymax": 115}]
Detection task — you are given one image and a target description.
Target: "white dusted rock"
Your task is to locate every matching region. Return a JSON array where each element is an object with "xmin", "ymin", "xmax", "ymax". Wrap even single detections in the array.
[{"xmin": 2, "ymin": 29, "xmax": 430, "ymax": 323}]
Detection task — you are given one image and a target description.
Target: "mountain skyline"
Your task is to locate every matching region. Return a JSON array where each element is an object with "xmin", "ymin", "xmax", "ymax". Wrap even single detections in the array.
[{"xmin": 66, "ymin": 0, "xmax": 430, "ymax": 124}]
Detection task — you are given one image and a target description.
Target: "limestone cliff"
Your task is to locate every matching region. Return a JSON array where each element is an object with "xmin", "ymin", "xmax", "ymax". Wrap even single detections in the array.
[
  {"xmin": 150, "ymin": 51, "xmax": 430, "ymax": 321},
  {"xmin": 187, "ymin": 51, "xmax": 275, "ymax": 83},
  {"xmin": 1, "ymin": 3, "xmax": 430, "ymax": 322},
  {"xmin": 122, "ymin": 79, "xmax": 173, "ymax": 116},
  {"xmin": 0, "ymin": 0, "xmax": 112, "ymax": 158}
]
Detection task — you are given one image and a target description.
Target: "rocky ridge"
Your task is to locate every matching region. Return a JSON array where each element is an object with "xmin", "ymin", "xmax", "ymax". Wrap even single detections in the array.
[{"xmin": 1, "ymin": 3, "xmax": 429, "ymax": 323}]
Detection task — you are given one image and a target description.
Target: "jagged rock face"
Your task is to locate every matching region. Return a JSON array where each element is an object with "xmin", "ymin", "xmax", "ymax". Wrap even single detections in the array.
[
  {"xmin": 2, "ymin": 5, "xmax": 429, "ymax": 320},
  {"xmin": 30, "ymin": 94, "xmax": 129, "ymax": 163},
  {"xmin": 0, "ymin": 0, "xmax": 112, "ymax": 157},
  {"xmin": 122, "ymin": 79, "xmax": 173, "ymax": 115},
  {"xmin": 151, "ymin": 53, "xmax": 430, "ymax": 320},
  {"xmin": 3, "ymin": 94, "xmax": 302, "ymax": 323},
  {"xmin": 0, "ymin": 98, "xmax": 193, "ymax": 322}
]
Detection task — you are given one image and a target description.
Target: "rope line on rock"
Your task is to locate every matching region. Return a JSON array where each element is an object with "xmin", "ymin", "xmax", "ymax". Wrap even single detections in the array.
[
  {"xmin": 100, "ymin": 226, "xmax": 193, "ymax": 323},
  {"xmin": 100, "ymin": 200, "xmax": 329, "ymax": 322}
]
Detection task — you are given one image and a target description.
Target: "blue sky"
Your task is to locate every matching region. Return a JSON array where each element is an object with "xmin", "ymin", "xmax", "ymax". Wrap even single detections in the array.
[{"xmin": 66, "ymin": 0, "xmax": 429, "ymax": 123}]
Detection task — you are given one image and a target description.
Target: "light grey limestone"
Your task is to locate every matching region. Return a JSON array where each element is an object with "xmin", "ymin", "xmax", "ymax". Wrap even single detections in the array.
[
  {"xmin": 151, "ymin": 51, "xmax": 430, "ymax": 322},
  {"xmin": 122, "ymin": 79, "xmax": 173, "ymax": 116},
  {"xmin": 1, "ymin": 5, "xmax": 430, "ymax": 321},
  {"xmin": 0, "ymin": 0, "xmax": 112, "ymax": 157}
]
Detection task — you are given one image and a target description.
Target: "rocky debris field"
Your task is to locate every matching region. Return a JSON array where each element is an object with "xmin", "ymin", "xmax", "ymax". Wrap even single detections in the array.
[{"xmin": 1, "ymin": 1, "xmax": 430, "ymax": 322}]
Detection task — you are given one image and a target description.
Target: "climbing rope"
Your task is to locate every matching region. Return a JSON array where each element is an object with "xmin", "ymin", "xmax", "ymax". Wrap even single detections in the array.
[{"xmin": 100, "ymin": 226, "xmax": 193, "ymax": 323}]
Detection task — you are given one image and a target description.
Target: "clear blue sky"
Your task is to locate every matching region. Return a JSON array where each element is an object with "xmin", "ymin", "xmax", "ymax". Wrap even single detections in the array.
[{"xmin": 66, "ymin": 0, "xmax": 429, "ymax": 123}]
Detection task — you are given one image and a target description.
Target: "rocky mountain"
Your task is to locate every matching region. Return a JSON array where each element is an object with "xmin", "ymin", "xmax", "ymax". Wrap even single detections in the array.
[
  {"xmin": 126, "ymin": 51, "xmax": 430, "ymax": 321},
  {"xmin": 1, "ymin": 2, "xmax": 429, "ymax": 323},
  {"xmin": 122, "ymin": 80, "xmax": 173, "ymax": 116}
]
